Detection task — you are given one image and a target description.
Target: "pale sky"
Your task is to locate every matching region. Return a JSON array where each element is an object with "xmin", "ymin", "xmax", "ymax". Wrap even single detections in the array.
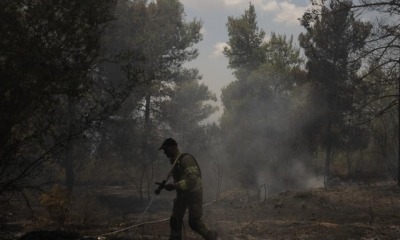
[{"xmin": 181, "ymin": 0, "xmax": 310, "ymax": 122}]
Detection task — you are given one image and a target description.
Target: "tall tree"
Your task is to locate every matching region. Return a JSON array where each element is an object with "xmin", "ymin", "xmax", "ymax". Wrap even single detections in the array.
[
  {"xmin": 160, "ymin": 78, "xmax": 218, "ymax": 147},
  {"xmin": 112, "ymin": 0, "xmax": 202, "ymax": 144},
  {"xmin": 357, "ymin": 62, "xmax": 399, "ymax": 181},
  {"xmin": 223, "ymin": 3, "xmax": 266, "ymax": 80},
  {"xmin": 307, "ymin": 0, "xmax": 399, "ymax": 186},
  {"xmin": 93, "ymin": 0, "xmax": 210, "ymax": 200},
  {"xmin": 265, "ymin": 33, "xmax": 302, "ymax": 72},
  {"xmin": 0, "ymin": 0, "xmax": 124, "ymax": 195},
  {"xmin": 299, "ymin": 0, "xmax": 371, "ymax": 178},
  {"xmin": 347, "ymin": 0, "xmax": 399, "ymax": 186},
  {"xmin": 221, "ymin": 4, "xmax": 306, "ymax": 190}
]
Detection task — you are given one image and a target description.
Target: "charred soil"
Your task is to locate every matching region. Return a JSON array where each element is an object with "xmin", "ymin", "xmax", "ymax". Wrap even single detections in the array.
[{"xmin": 1, "ymin": 182, "xmax": 400, "ymax": 240}]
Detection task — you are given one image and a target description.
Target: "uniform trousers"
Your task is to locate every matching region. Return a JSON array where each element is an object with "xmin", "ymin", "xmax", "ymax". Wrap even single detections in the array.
[{"xmin": 169, "ymin": 190, "xmax": 215, "ymax": 240}]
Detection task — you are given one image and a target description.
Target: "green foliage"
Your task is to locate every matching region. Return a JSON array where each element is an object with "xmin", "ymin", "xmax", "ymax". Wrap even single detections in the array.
[
  {"xmin": 161, "ymin": 79, "xmax": 218, "ymax": 137},
  {"xmin": 265, "ymin": 33, "xmax": 303, "ymax": 72},
  {"xmin": 106, "ymin": 0, "xmax": 202, "ymax": 83},
  {"xmin": 299, "ymin": 0, "xmax": 371, "ymax": 115},
  {"xmin": 223, "ymin": 3, "xmax": 266, "ymax": 78},
  {"xmin": 91, "ymin": 0, "xmax": 216, "ymax": 200},
  {"xmin": 299, "ymin": 0, "xmax": 372, "ymax": 176},
  {"xmin": 221, "ymin": 3, "xmax": 308, "ymax": 189},
  {"xmin": 357, "ymin": 62, "xmax": 399, "ymax": 180},
  {"xmin": 0, "ymin": 0, "xmax": 118, "ymax": 196}
]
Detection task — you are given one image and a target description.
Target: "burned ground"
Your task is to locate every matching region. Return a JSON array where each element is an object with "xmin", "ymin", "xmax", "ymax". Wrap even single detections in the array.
[{"xmin": 2, "ymin": 181, "xmax": 399, "ymax": 240}]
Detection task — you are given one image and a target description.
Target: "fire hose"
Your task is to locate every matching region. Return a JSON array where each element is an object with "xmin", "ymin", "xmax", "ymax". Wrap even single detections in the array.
[
  {"xmin": 100, "ymin": 154, "xmax": 239, "ymax": 238},
  {"xmin": 100, "ymin": 187, "xmax": 240, "ymax": 237},
  {"xmin": 154, "ymin": 153, "xmax": 182, "ymax": 195}
]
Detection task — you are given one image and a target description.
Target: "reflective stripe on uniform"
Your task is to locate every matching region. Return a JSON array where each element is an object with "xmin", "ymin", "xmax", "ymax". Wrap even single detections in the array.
[
  {"xmin": 177, "ymin": 180, "xmax": 188, "ymax": 190},
  {"xmin": 184, "ymin": 166, "xmax": 199, "ymax": 176},
  {"xmin": 173, "ymin": 153, "xmax": 202, "ymax": 192}
]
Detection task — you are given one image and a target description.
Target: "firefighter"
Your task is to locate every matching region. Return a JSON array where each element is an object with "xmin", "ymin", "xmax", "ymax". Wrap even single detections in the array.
[{"xmin": 158, "ymin": 138, "xmax": 218, "ymax": 240}]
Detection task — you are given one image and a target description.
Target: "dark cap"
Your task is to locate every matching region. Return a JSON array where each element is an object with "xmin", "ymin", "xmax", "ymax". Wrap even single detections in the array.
[{"xmin": 158, "ymin": 138, "xmax": 178, "ymax": 150}]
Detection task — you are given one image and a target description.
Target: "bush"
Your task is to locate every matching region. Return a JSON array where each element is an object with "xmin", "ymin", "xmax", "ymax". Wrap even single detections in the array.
[{"xmin": 39, "ymin": 185, "xmax": 71, "ymax": 226}]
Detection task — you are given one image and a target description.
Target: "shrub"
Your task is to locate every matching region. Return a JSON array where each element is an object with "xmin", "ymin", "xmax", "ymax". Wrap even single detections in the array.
[{"xmin": 39, "ymin": 185, "xmax": 71, "ymax": 226}]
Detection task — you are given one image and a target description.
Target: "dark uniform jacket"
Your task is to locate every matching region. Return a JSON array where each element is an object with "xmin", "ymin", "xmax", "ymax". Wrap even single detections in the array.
[{"xmin": 171, "ymin": 152, "xmax": 202, "ymax": 193}]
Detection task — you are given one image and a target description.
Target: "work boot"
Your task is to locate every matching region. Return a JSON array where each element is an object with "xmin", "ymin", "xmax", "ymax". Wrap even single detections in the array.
[
  {"xmin": 168, "ymin": 231, "xmax": 181, "ymax": 240},
  {"xmin": 208, "ymin": 230, "xmax": 219, "ymax": 240},
  {"xmin": 214, "ymin": 231, "xmax": 220, "ymax": 240}
]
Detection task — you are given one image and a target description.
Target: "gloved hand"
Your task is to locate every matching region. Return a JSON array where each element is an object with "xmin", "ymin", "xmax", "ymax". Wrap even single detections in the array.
[{"xmin": 164, "ymin": 183, "xmax": 176, "ymax": 191}]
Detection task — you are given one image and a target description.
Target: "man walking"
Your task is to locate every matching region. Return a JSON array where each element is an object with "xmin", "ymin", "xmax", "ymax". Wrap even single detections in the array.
[{"xmin": 158, "ymin": 138, "xmax": 218, "ymax": 240}]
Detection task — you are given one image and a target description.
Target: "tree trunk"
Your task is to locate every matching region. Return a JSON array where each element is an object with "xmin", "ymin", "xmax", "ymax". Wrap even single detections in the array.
[
  {"xmin": 397, "ymin": 65, "xmax": 399, "ymax": 187},
  {"xmin": 346, "ymin": 151, "xmax": 352, "ymax": 179},
  {"xmin": 65, "ymin": 96, "xmax": 75, "ymax": 192},
  {"xmin": 325, "ymin": 118, "xmax": 333, "ymax": 179},
  {"xmin": 139, "ymin": 167, "xmax": 144, "ymax": 200},
  {"xmin": 142, "ymin": 94, "xmax": 151, "ymax": 200},
  {"xmin": 144, "ymin": 94, "xmax": 151, "ymax": 131},
  {"xmin": 65, "ymin": 140, "xmax": 74, "ymax": 192}
]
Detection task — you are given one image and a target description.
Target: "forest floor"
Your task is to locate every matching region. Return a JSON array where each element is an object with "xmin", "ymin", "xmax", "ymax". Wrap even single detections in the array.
[{"xmin": 1, "ymin": 181, "xmax": 400, "ymax": 240}]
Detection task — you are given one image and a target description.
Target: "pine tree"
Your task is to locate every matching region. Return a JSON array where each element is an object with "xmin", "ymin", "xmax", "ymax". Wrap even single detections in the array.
[{"xmin": 299, "ymin": 0, "xmax": 371, "ymax": 178}]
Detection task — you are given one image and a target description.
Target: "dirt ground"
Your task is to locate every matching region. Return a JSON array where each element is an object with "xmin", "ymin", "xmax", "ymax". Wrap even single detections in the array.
[{"xmin": 1, "ymin": 182, "xmax": 400, "ymax": 240}]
